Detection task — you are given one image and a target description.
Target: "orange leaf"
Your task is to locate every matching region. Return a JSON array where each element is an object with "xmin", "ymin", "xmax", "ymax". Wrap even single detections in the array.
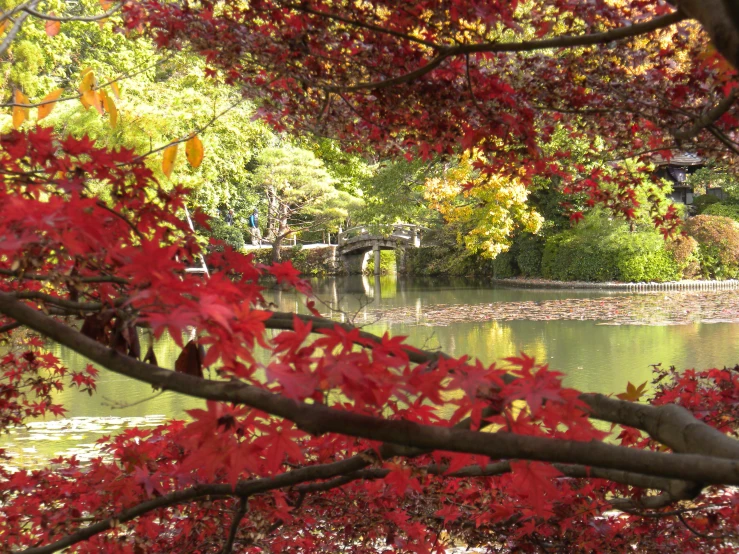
[
  {"xmin": 0, "ymin": 20, "xmax": 7, "ymax": 34},
  {"xmin": 162, "ymin": 144, "xmax": 178, "ymax": 178},
  {"xmin": 37, "ymin": 88, "xmax": 63, "ymax": 120},
  {"xmin": 81, "ymin": 90, "xmax": 103, "ymax": 114},
  {"xmin": 12, "ymin": 90, "xmax": 29, "ymax": 129},
  {"xmin": 111, "ymin": 81, "xmax": 120, "ymax": 100},
  {"xmin": 100, "ymin": 0, "xmax": 114, "ymax": 9},
  {"xmin": 185, "ymin": 134, "xmax": 204, "ymax": 168},
  {"xmin": 45, "ymin": 18, "xmax": 60, "ymax": 37},
  {"xmin": 616, "ymin": 381, "xmax": 648, "ymax": 402}
]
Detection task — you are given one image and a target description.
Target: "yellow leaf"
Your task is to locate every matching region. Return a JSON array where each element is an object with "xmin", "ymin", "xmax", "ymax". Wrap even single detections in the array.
[
  {"xmin": 12, "ymin": 90, "xmax": 29, "ymax": 129},
  {"xmin": 111, "ymin": 81, "xmax": 120, "ymax": 100},
  {"xmin": 616, "ymin": 381, "xmax": 648, "ymax": 402},
  {"xmin": 101, "ymin": 90, "xmax": 118, "ymax": 128},
  {"xmin": 185, "ymin": 134, "xmax": 204, "ymax": 168},
  {"xmin": 162, "ymin": 144, "xmax": 178, "ymax": 178},
  {"xmin": 37, "ymin": 88, "xmax": 63, "ymax": 120},
  {"xmin": 79, "ymin": 70, "xmax": 95, "ymax": 94}
]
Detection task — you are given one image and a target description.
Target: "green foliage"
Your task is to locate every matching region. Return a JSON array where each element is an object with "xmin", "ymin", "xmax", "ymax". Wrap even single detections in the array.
[
  {"xmin": 358, "ymin": 159, "xmax": 437, "ymax": 225},
  {"xmin": 684, "ymin": 215, "xmax": 739, "ymax": 279},
  {"xmin": 702, "ymin": 202, "xmax": 739, "ymax": 222},
  {"xmin": 254, "ymin": 144, "xmax": 362, "ymax": 232},
  {"xmin": 693, "ymin": 194, "xmax": 721, "ymax": 214},
  {"xmin": 514, "ymin": 233, "xmax": 546, "ymax": 277},
  {"xmin": 542, "ymin": 214, "xmax": 680, "ymax": 282},
  {"xmin": 365, "ymin": 250, "xmax": 396, "ymax": 275},
  {"xmin": 686, "ymin": 164, "xmax": 739, "ymax": 199},
  {"xmin": 208, "ymin": 219, "xmax": 245, "ymax": 251}
]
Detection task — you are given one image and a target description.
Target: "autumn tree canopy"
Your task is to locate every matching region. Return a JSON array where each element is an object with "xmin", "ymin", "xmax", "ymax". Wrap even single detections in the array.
[{"xmin": 3, "ymin": 1, "xmax": 739, "ymax": 553}]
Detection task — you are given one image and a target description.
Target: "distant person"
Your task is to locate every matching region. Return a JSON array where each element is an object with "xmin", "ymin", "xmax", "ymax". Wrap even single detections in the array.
[
  {"xmin": 226, "ymin": 209, "xmax": 234, "ymax": 225},
  {"xmin": 248, "ymin": 208, "xmax": 262, "ymax": 245}
]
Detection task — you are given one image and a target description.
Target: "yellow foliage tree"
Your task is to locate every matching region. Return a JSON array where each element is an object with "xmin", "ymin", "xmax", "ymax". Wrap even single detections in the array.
[{"xmin": 425, "ymin": 151, "xmax": 543, "ymax": 257}]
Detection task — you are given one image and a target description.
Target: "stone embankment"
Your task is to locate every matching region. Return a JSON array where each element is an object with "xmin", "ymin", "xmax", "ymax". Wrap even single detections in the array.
[{"xmin": 492, "ymin": 278, "xmax": 739, "ymax": 292}]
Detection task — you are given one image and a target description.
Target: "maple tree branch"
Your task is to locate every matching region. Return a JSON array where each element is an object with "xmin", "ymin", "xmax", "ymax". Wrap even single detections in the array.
[
  {"xmin": 221, "ymin": 496, "xmax": 249, "ymax": 554},
  {"xmin": 0, "ymin": 1, "xmax": 39, "ymax": 56},
  {"xmin": 21, "ymin": 2, "xmax": 122, "ymax": 22},
  {"xmin": 673, "ymin": 89, "xmax": 739, "ymax": 141},
  {"xmin": 0, "ymin": 269, "xmax": 128, "ymax": 285},
  {"xmin": 283, "ymin": 2, "xmax": 440, "ymax": 49},
  {"xmin": 12, "ymin": 291, "xmax": 124, "ymax": 312},
  {"xmin": 0, "ymin": 54, "xmax": 172, "ymax": 110},
  {"xmin": 326, "ymin": 12, "xmax": 686, "ymax": 93},
  {"xmin": 4, "ymin": 293, "xmax": 739, "ymax": 489},
  {"xmin": 0, "ymin": 321, "xmax": 21, "ymax": 334}
]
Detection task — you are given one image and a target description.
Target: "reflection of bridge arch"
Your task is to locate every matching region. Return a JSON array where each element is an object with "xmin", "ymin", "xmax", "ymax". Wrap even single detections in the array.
[{"xmin": 338, "ymin": 224, "xmax": 424, "ymax": 274}]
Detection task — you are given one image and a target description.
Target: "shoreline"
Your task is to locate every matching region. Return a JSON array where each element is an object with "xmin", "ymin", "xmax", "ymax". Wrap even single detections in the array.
[{"xmin": 491, "ymin": 277, "xmax": 739, "ymax": 292}]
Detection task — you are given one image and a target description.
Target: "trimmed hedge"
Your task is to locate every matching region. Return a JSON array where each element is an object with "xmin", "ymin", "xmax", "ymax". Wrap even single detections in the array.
[
  {"xmin": 702, "ymin": 202, "xmax": 739, "ymax": 223},
  {"xmin": 683, "ymin": 215, "xmax": 739, "ymax": 279},
  {"xmin": 542, "ymin": 218, "xmax": 680, "ymax": 282}
]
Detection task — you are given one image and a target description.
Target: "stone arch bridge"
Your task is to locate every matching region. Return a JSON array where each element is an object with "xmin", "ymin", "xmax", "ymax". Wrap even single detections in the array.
[{"xmin": 338, "ymin": 224, "xmax": 424, "ymax": 274}]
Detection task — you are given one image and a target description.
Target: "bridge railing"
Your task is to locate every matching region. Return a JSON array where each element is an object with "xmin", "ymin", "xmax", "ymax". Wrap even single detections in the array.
[{"xmin": 338, "ymin": 223, "xmax": 425, "ymax": 247}]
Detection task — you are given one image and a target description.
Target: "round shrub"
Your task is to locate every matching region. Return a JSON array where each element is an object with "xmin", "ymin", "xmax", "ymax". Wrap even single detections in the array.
[
  {"xmin": 702, "ymin": 202, "xmax": 739, "ymax": 223},
  {"xmin": 666, "ymin": 235, "xmax": 700, "ymax": 279},
  {"xmin": 684, "ymin": 215, "xmax": 739, "ymax": 279}
]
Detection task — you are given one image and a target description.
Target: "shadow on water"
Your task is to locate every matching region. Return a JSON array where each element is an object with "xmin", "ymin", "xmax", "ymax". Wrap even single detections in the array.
[{"xmin": 4, "ymin": 274, "xmax": 739, "ymax": 467}]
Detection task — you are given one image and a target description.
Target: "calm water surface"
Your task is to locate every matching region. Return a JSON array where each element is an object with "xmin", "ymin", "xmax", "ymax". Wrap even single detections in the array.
[{"xmin": 5, "ymin": 276, "xmax": 739, "ymax": 467}]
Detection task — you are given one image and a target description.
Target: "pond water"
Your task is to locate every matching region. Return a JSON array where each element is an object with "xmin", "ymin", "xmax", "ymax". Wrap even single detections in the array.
[{"xmin": 4, "ymin": 275, "xmax": 739, "ymax": 468}]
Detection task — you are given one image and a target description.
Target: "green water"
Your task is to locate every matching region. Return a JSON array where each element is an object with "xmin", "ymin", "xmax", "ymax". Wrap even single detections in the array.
[{"xmin": 4, "ymin": 276, "xmax": 739, "ymax": 467}]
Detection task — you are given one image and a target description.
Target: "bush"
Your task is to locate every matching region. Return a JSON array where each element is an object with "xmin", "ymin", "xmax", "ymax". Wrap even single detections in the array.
[
  {"xmin": 542, "ymin": 215, "xmax": 680, "ymax": 282},
  {"xmin": 693, "ymin": 194, "xmax": 720, "ymax": 214},
  {"xmin": 702, "ymin": 202, "xmax": 739, "ymax": 222},
  {"xmin": 666, "ymin": 235, "xmax": 701, "ymax": 279},
  {"xmin": 491, "ymin": 250, "xmax": 516, "ymax": 278},
  {"xmin": 514, "ymin": 233, "xmax": 545, "ymax": 277},
  {"xmin": 208, "ymin": 220, "xmax": 245, "ymax": 251},
  {"xmin": 684, "ymin": 215, "xmax": 739, "ymax": 279}
]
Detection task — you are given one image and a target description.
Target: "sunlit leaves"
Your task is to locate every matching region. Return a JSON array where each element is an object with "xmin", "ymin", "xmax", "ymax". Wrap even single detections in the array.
[
  {"xmin": 185, "ymin": 134, "xmax": 203, "ymax": 168},
  {"xmin": 37, "ymin": 88, "xmax": 63, "ymax": 120},
  {"xmin": 162, "ymin": 143, "xmax": 178, "ymax": 177}
]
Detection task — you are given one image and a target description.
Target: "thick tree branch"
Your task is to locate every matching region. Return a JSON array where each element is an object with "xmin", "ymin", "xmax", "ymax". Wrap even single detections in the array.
[
  {"xmin": 326, "ymin": 12, "xmax": 686, "ymax": 93},
  {"xmin": 673, "ymin": 89, "xmax": 739, "ymax": 141},
  {"xmin": 3, "ymin": 293, "xmax": 739, "ymax": 487},
  {"xmin": 0, "ymin": 1, "xmax": 39, "ymax": 56},
  {"xmin": 21, "ymin": 2, "xmax": 121, "ymax": 22}
]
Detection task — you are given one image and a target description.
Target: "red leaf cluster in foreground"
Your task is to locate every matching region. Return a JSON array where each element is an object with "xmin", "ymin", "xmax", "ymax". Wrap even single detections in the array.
[{"xmin": 1, "ymin": 127, "xmax": 739, "ymax": 553}]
